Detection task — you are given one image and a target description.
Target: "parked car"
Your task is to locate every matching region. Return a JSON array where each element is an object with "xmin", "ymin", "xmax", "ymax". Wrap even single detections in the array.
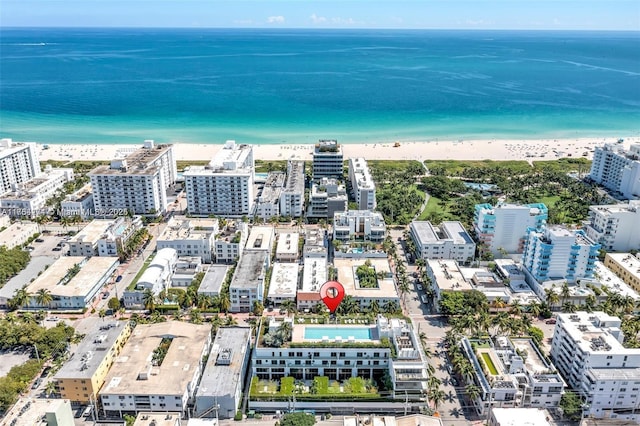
[
  {"xmin": 102, "ymin": 292, "xmax": 109, "ymax": 299},
  {"xmin": 115, "ymin": 275, "xmax": 123, "ymax": 282},
  {"xmin": 32, "ymin": 378, "xmax": 42, "ymax": 389},
  {"xmin": 35, "ymin": 238, "xmax": 44, "ymax": 242},
  {"xmin": 52, "ymin": 247, "xmax": 61, "ymax": 251},
  {"xmin": 545, "ymin": 318, "xmax": 557, "ymax": 324}
]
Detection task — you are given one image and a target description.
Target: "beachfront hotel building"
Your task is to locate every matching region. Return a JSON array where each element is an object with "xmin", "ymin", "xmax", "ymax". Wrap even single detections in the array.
[
  {"xmin": 67, "ymin": 216, "xmax": 143, "ymax": 257},
  {"xmin": 0, "ymin": 138, "xmax": 40, "ymax": 194},
  {"xmin": 474, "ymin": 203, "xmax": 548, "ymax": 254},
  {"xmin": 522, "ymin": 226, "xmax": 600, "ymax": 284},
  {"xmin": 307, "ymin": 178, "xmax": 348, "ymax": 219},
  {"xmin": 228, "ymin": 250, "xmax": 268, "ymax": 313},
  {"xmin": 589, "ymin": 143, "xmax": 640, "ymax": 199},
  {"xmin": 583, "ymin": 201, "xmax": 640, "ymax": 252},
  {"xmin": 54, "ymin": 321, "xmax": 133, "ymax": 404},
  {"xmin": 460, "ymin": 336, "xmax": 564, "ymax": 415},
  {"xmin": 279, "ymin": 160, "xmax": 305, "ymax": 217},
  {"xmin": 195, "ymin": 327, "xmax": 251, "ymax": 419},
  {"xmin": 312, "ymin": 139, "xmax": 343, "ymax": 179},
  {"xmin": 89, "ymin": 140, "xmax": 176, "ymax": 216},
  {"xmin": 348, "ymin": 158, "xmax": 376, "ymax": 210},
  {"xmin": 550, "ymin": 312, "xmax": 640, "ymax": 422},
  {"xmin": 333, "ymin": 210, "xmax": 386, "ymax": 243},
  {"xmin": 252, "ymin": 315, "xmax": 428, "ymax": 399},
  {"xmin": 604, "ymin": 253, "xmax": 640, "ymax": 294},
  {"xmin": 25, "ymin": 256, "xmax": 119, "ymax": 310},
  {"xmin": 156, "ymin": 217, "xmax": 218, "ymax": 263},
  {"xmin": 0, "ymin": 166, "xmax": 74, "ymax": 218},
  {"xmin": 184, "ymin": 140, "xmax": 254, "ymax": 217},
  {"xmin": 410, "ymin": 221, "xmax": 476, "ymax": 263},
  {"xmin": 99, "ymin": 322, "xmax": 212, "ymax": 417}
]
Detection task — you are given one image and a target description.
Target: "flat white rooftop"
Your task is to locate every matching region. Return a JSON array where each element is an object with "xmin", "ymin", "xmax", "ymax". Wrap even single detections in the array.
[
  {"xmin": 491, "ymin": 408, "xmax": 551, "ymax": 426},
  {"xmin": 68, "ymin": 219, "xmax": 116, "ymax": 245},
  {"xmin": 245, "ymin": 226, "xmax": 274, "ymax": 251},
  {"xmin": 28, "ymin": 256, "xmax": 117, "ymax": 298},
  {"xmin": 334, "ymin": 258, "xmax": 399, "ymax": 300},
  {"xmin": 268, "ymin": 262, "xmax": 299, "ymax": 299},
  {"xmin": 427, "ymin": 259, "xmax": 473, "ymax": 291},
  {"xmin": 276, "ymin": 232, "xmax": 299, "ymax": 256}
]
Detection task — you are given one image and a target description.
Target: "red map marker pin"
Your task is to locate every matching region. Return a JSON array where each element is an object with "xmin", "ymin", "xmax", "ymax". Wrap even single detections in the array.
[{"xmin": 320, "ymin": 280, "xmax": 345, "ymax": 314}]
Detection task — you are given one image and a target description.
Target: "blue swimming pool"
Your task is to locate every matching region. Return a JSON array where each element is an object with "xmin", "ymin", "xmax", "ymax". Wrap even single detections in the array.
[{"xmin": 304, "ymin": 326, "xmax": 373, "ymax": 340}]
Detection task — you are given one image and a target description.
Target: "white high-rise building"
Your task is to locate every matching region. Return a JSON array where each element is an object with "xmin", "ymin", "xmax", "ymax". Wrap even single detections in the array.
[
  {"xmin": 0, "ymin": 138, "xmax": 40, "ymax": 194},
  {"xmin": 550, "ymin": 312, "xmax": 640, "ymax": 422},
  {"xmin": 312, "ymin": 139, "xmax": 343, "ymax": 179},
  {"xmin": 348, "ymin": 158, "xmax": 376, "ymax": 210},
  {"xmin": 89, "ymin": 140, "xmax": 176, "ymax": 216},
  {"xmin": 184, "ymin": 140, "xmax": 254, "ymax": 216},
  {"xmin": 522, "ymin": 226, "xmax": 600, "ymax": 284},
  {"xmin": 474, "ymin": 203, "xmax": 548, "ymax": 254},
  {"xmin": 583, "ymin": 201, "xmax": 640, "ymax": 252},
  {"xmin": 279, "ymin": 160, "xmax": 305, "ymax": 217},
  {"xmin": 589, "ymin": 143, "xmax": 640, "ymax": 199}
]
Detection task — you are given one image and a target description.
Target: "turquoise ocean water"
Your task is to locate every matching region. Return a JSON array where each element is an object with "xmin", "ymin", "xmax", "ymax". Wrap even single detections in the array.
[{"xmin": 1, "ymin": 28, "xmax": 639, "ymax": 145}]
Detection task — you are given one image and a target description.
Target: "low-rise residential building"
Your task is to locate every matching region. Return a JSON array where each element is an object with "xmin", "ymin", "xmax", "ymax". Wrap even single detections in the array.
[
  {"xmin": 184, "ymin": 140, "xmax": 254, "ymax": 217},
  {"xmin": 313, "ymin": 139, "xmax": 343, "ymax": 180},
  {"xmin": 2, "ymin": 398, "xmax": 74, "ymax": 426},
  {"xmin": 100, "ymin": 322, "xmax": 212, "ymax": 417},
  {"xmin": 460, "ymin": 336, "xmax": 563, "ymax": 415},
  {"xmin": 584, "ymin": 201, "xmax": 640, "ymax": 252},
  {"xmin": 279, "ymin": 160, "xmax": 305, "ymax": 217},
  {"xmin": 172, "ymin": 257, "xmax": 203, "ymax": 287},
  {"xmin": 266, "ymin": 262, "xmax": 299, "ymax": 307},
  {"xmin": 348, "ymin": 158, "xmax": 376, "ymax": 210},
  {"xmin": 254, "ymin": 172, "xmax": 285, "ymax": 219},
  {"xmin": 214, "ymin": 221, "xmax": 247, "ymax": 264},
  {"xmin": 26, "ymin": 256, "xmax": 119, "ymax": 310},
  {"xmin": 474, "ymin": 202, "xmax": 548, "ymax": 255},
  {"xmin": 195, "ymin": 327, "xmax": 251, "ymax": 419},
  {"xmin": 303, "ymin": 227, "xmax": 327, "ymax": 259},
  {"xmin": 410, "ymin": 221, "xmax": 476, "ymax": 263},
  {"xmin": 307, "ymin": 178, "xmax": 347, "ymax": 218},
  {"xmin": 0, "ymin": 221, "xmax": 38, "ymax": 249},
  {"xmin": 135, "ymin": 248, "xmax": 178, "ymax": 294},
  {"xmin": 333, "ymin": 210, "xmax": 386, "ymax": 243},
  {"xmin": 297, "ymin": 257, "xmax": 327, "ymax": 311},
  {"xmin": 604, "ymin": 253, "xmax": 640, "ymax": 294},
  {"xmin": 55, "ymin": 321, "xmax": 133, "ymax": 404},
  {"xmin": 244, "ymin": 225, "xmax": 275, "ymax": 265},
  {"xmin": 522, "ymin": 226, "xmax": 600, "ymax": 284},
  {"xmin": 67, "ymin": 216, "xmax": 143, "ymax": 257},
  {"xmin": 550, "ymin": 312, "xmax": 640, "ymax": 422},
  {"xmin": 334, "ymin": 258, "xmax": 400, "ymax": 311},
  {"xmin": 275, "ymin": 232, "xmax": 299, "ymax": 262},
  {"xmin": 157, "ymin": 217, "xmax": 218, "ymax": 263},
  {"xmin": 89, "ymin": 140, "xmax": 176, "ymax": 216},
  {"xmin": 0, "ymin": 167, "xmax": 74, "ymax": 218},
  {"xmin": 229, "ymin": 251, "xmax": 268, "ymax": 313},
  {"xmin": 60, "ymin": 183, "xmax": 95, "ymax": 218},
  {"xmin": 488, "ymin": 408, "xmax": 552, "ymax": 426},
  {"xmin": 197, "ymin": 265, "xmax": 230, "ymax": 298}
]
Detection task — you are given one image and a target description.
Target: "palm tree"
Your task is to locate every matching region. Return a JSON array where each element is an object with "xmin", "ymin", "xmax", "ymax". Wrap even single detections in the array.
[
  {"xmin": 527, "ymin": 300, "xmax": 543, "ymax": 318},
  {"xmin": 219, "ymin": 295, "xmax": 231, "ymax": 313},
  {"xmin": 560, "ymin": 282, "xmax": 571, "ymax": 304},
  {"xmin": 98, "ymin": 309, "xmax": 106, "ymax": 321},
  {"xmin": 281, "ymin": 299, "xmax": 297, "ymax": 316},
  {"xmin": 544, "ymin": 287, "xmax": 560, "ymax": 311},
  {"xmin": 509, "ymin": 300, "xmax": 523, "ymax": 316},
  {"xmin": 369, "ymin": 299, "xmax": 380, "ymax": 315},
  {"xmin": 429, "ymin": 388, "xmax": 447, "ymax": 411},
  {"xmin": 278, "ymin": 321, "xmax": 293, "ymax": 341},
  {"xmin": 10, "ymin": 287, "xmax": 30, "ymax": 310},
  {"xmin": 427, "ymin": 375, "xmax": 442, "ymax": 392},
  {"xmin": 585, "ymin": 294, "xmax": 598, "ymax": 312},
  {"xmin": 35, "ymin": 289, "xmax": 53, "ymax": 309},
  {"xmin": 338, "ymin": 295, "xmax": 360, "ymax": 315},
  {"xmin": 44, "ymin": 381, "xmax": 57, "ymax": 397},
  {"xmin": 465, "ymin": 384, "xmax": 481, "ymax": 402},
  {"xmin": 382, "ymin": 300, "xmax": 400, "ymax": 314},
  {"xmin": 561, "ymin": 301, "xmax": 577, "ymax": 313},
  {"xmin": 490, "ymin": 298, "xmax": 507, "ymax": 311},
  {"xmin": 142, "ymin": 289, "xmax": 156, "ymax": 312}
]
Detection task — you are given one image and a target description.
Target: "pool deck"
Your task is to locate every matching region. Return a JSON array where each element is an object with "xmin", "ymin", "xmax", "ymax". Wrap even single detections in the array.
[{"xmin": 292, "ymin": 324, "xmax": 379, "ymax": 343}]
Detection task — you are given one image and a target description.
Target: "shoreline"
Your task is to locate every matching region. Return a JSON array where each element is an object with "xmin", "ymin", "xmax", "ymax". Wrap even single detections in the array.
[{"xmin": 34, "ymin": 136, "xmax": 640, "ymax": 163}]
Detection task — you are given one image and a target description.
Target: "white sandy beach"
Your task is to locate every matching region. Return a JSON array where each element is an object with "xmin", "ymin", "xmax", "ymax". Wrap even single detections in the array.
[{"xmin": 35, "ymin": 136, "xmax": 640, "ymax": 163}]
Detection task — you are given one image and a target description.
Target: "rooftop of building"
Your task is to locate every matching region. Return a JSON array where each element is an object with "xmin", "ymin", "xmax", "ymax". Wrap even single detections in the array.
[
  {"xmin": 587, "ymin": 367, "xmax": 640, "ymax": 381},
  {"xmin": 159, "ymin": 217, "xmax": 217, "ymax": 241},
  {"xmin": 589, "ymin": 200, "xmax": 640, "ymax": 215},
  {"xmin": 55, "ymin": 321, "xmax": 130, "ymax": 380},
  {"xmin": 343, "ymin": 414, "xmax": 443, "ymax": 426},
  {"xmin": 63, "ymin": 183, "xmax": 93, "ymax": 202},
  {"xmin": 276, "ymin": 232, "xmax": 299, "ymax": 256},
  {"xmin": 245, "ymin": 226, "xmax": 274, "ymax": 251},
  {"xmin": 229, "ymin": 251, "xmax": 267, "ymax": 290},
  {"xmin": 0, "ymin": 138, "xmax": 36, "ymax": 155},
  {"xmin": 0, "ymin": 221, "xmax": 38, "ymax": 246},
  {"xmin": 556, "ymin": 311, "xmax": 639, "ymax": 355},
  {"xmin": 290, "ymin": 322, "xmax": 380, "ymax": 344},
  {"xmin": 314, "ymin": 139, "xmax": 342, "ymax": 154},
  {"xmin": 283, "ymin": 160, "xmax": 305, "ymax": 193},
  {"xmin": 90, "ymin": 143, "xmax": 172, "ymax": 176},
  {"xmin": 133, "ymin": 412, "xmax": 182, "ymax": 426},
  {"xmin": 605, "ymin": 253, "xmax": 640, "ymax": 280},
  {"xmin": 301, "ymin": 257, "xmax": 328, "ymax": 294},
  {"xmin": 509, "ymin": 338, "xmax": 555, "ymax": 374},
  {"xmin": 591, "ymin": 261, "xmax": 640, "ymax": 300},
  {"xmin": 68, "ymin": 219, "xmax": 124, "ymax": 245},
  {"xmin": 196, "ymin": 327, "xmax": 250, "ymax": 399},
  {"xmin": 267, "ymin": 263, "xmax": 299, "ymax": 299},
  {"xmin": 1, "ymin": 168, "xmax": 72, "ymax": 199},
  {"xmin": 490, "ymin": 408, "xmax": 551, "ymax": 426},
  {"xmin": 427, "ymin": 259, "xmax": 474, "ymax": 292},
  {"xmin": 334, "ymin": 258, "xmax": 399, "ymax": 300},
  {"xmin": 476, "ymin": 202, "xmax": 548, "ymax": 215},
  {"xmin": 411, "ymin": 221, "xmax": 473, "ymax": 245},
  {"xmin": 258, "ymin": 172, "xmax": 285, "ymax": 203},
  {"xmin": 4, "ymin": 398, "xmax": 72, "ymax": 426},
  {"xmin": 101, "ymin": 321, "xmax": 211, "ymax": 396},
  {"xmin": 27, "ymin": 256, "xmax": 118, "ymax": 298},
  {"xmin": 198, "ymin": 265, "xmax": 229, "ymax": 295}
]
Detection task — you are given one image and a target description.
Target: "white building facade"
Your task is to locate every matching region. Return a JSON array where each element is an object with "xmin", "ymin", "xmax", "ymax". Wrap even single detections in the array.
[
  {"xmin": 583, "ymin": 201, "xmax": 640, "ymax": 252},
  {"xmin": 333, "ymin": 210, "xmax": 386, "ymax": 243},
  {"xmin": 410, "ymin": 221, "xmax": 476, "ymax": 263},
  {"xmin": 312, "ymin": 139, "xmax": 343, "ymax": 179},
  {"xmin": 348, "ymin": 158, "xmax": 376, "ymax": 210},
  {"xmin": 184, "ymin": 140, "xmax": 254, "ymax": 217},
  {"xmin": 156, "ymin": 218, "xmax": 218, "ymax": 263},
  {"xmin": 589, "ymin": 143, "xmax": 640, "ymax": 199},
  {"xmin": 0, "ymin": 167, "xmax": 74, "ymax": 218},
  {"xmin": 0, "ymin": 138, "xmax": 40, "ymax": 194},
  {"xmin": 474, "ymin": 203, "xmax": 548, "ymax": 254},
  {"xmin": 279, "ymin": 160, "xmax": 305, "ymax": 217}
]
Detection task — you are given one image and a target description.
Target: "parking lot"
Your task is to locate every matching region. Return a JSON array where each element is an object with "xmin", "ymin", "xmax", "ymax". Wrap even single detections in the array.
[{"xmin": 29, "ymin": 231, "xmax": 69, "ymax": 257}]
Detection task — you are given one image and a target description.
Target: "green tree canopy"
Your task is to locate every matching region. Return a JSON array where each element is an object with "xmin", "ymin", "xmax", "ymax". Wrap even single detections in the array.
[{"xmin": 280, "ymin": 412, "xmax": 316, "ymax": 426}]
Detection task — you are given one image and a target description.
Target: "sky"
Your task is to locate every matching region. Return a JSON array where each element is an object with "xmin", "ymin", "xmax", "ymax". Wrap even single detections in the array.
[{"xmin": 1, "ymin": 0, "xmax": 639, "ymax": 30}]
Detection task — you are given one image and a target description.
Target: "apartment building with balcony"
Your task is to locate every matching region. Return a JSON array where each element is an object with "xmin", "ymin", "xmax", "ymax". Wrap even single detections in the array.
[
  {"xmin": 0, "ymin": 138, "xmax": 40, "ymax": 194},
  {"xmin": 60, "ymin": 183, "xmax": 95, "ymax": 219},
  {"xmin": 67, "ymin": 216, "xmax": 143, "ymax": 257},
  {"xmin": 522, "ymin": 226, "xmax": 600, "ymax": 284},
  {"xmin": 184, "ymin": 140, "xmax": 254, "ymax": 216},
  {"xmin": 550, "ymin": 312, "xmax": 640, "ymax": 422},
  {"xmin": 279, "ymin": 160, "xmax": 305, "ymax": 217},
  {"xmin": 312, "ymin": 139, "xmax": 343, "ymax": 179},
  {"xmin": 55, "ymin": 321, "xmax": 133, "ymax": 404},
  {"xmin": 228, "ymin": 250, "xmax": 268, "ymax": 313},
  {"xmin": 100, "ymin": 322, "xmax": 212, "ymax": 417},
  {"xmin": 460, "ymin": 336, "xmax": 564, "ymax": 415},
  {"xmin": 583, "ymin": 201, "xmax": 640, "ymax": 252},
  {"xmin": 589, "ymin": 143, "xmax": 640, "ymax": 199},
  {"xmin": 333, "ymin": 210, "xmax": 386, "ymax": 243},
  {"xmin": 348, "ymin": 158, "xmax": 376, "ymax": 210},
  {"xmin": 214, "ymin": 220, "xmax": 248, "ymax": 264},
  {"xmin": 307, "ymin": 178, "xmax": 348, "ymax": 219},
  {"xmin": 89, "ymin": 141, "xmax": 176, "ymax": 216},
  {"xmin": 156, "ymin": 217, "xmax": 218, "ymax": 263},
  {"xmin": 410, "ymin": 221, "xmax": 476, "ymax": 263},
  {"xmin": 254, "ymin": 171, "xmax": 285, "ymax": 220},
  {"xmin": 604, "ymin": 253, "xmax": 640, "ymax": 294},
  {"xmin": 474, "ymin": 203, "xmax": 548, "ymax": 254}
]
